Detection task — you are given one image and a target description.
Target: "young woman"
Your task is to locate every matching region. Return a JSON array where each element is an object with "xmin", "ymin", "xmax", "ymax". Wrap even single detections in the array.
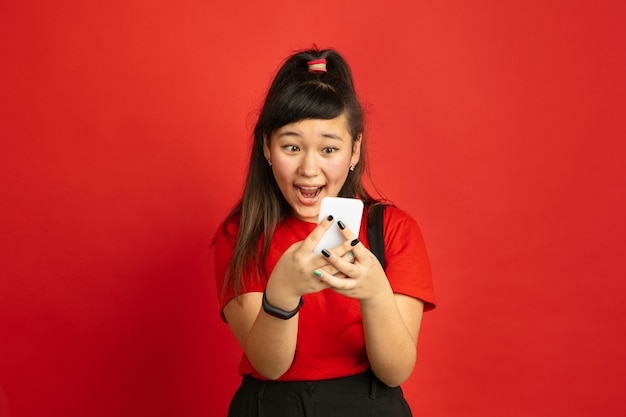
[{"xmin": 212, "ymin": 48, "xmax": 435, "ymax": 417}]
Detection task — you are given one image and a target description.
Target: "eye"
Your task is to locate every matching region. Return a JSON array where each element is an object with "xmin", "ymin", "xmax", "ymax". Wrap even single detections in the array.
[
  {"xmin": 283, "ymin": 145, "xmax": 300, "ymax": 152},
  {"xmin": 322, "ymin": 147, "xmax": 338, "ymax": 154}
]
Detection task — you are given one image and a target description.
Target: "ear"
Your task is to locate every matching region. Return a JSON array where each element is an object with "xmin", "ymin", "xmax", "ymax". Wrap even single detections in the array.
[
  {"xmin": 350, "ymin": 134, "xmax": 362, "ymax": 166},
  {"xmin": 262, "ymin": 135, "xmax": 271, "ymax": 161}
]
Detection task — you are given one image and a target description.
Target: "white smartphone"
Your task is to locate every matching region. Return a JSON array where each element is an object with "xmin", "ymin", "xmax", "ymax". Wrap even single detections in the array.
[{"xmin": 313, "ymin": 197, "xmax": 364, "ymax": 254}]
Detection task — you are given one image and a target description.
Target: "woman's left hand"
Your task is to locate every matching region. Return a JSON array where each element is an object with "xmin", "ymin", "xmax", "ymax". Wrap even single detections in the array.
[{"xmin": 316, "ymin": 225, "xmax": 391, "ymax": 301}]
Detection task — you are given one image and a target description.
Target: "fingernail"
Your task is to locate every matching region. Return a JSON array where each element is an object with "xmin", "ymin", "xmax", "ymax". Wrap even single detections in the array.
[
  {"xmin": 321, "ymin": 249, "xmax": 331, "ymax": 258},
  {"xmin": 327, "ymin": 215, "xmax": 334, "ymax": 221},
  {"xmin": 313, "ymin": 269, "xmax": 323, "ymax": 278},
  {"xmin": 350, "ymin": 238, "xmax": 360, "ymax": 247},
  {"xmin": 337, "ymin": 220, "xmax": 346, "ymax": 230}
]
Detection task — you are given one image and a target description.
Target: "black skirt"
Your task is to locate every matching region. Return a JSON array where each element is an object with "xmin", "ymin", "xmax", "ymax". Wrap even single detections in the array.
[{"xmin": 227, "ymin": 369, "xmax": 413, "ymax": 417}]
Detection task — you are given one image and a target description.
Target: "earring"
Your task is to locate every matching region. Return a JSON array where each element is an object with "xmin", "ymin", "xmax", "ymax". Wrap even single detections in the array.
[
  {"xmin": 267, "ymin": 159, "xmax": 272, "ymax": 167},
  {"xmin": 349, "ymin": 164, "xmax": 355, "ymax": 171}
]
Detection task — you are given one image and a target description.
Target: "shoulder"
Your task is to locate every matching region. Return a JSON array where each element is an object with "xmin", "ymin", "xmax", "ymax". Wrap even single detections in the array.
[
  {"xmin": 380, "ymin": 205, "xmax": 422, "ymax": 233},
  {"xmin": 377, "ymin": 204, "xmax": 428, "ymax": 251},
  {"xmin": 212, "ymin": 213, "xmax": 241, "ymax": 250},
  {"xmin": 382, "ymin": 205, "xmax": 415, "ymax": 221},
  {"xmin": 364, "ymin": 203, "xmax": 426, "ymax": 252},
  {"xmin": 376, "ymin": 205, "xmax": 436, "ymax": 309}
]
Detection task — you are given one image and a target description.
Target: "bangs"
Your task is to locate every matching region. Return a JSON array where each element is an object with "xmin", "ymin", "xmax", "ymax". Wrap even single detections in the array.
[{"xmin": 268, "ymin": 81, "xmax": 345, "ymax": 130}]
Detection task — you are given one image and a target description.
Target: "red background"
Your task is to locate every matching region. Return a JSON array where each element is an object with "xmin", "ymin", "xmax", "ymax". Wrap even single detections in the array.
[{"xmin": 1, "ymin": 1, "xmax": 625, "ymax": 416}]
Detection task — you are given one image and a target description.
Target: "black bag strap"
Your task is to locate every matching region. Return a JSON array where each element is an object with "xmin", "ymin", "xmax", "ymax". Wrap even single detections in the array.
[{"xmin": 367, "ymin": 204, "xmax": 386, "ymax": 270}]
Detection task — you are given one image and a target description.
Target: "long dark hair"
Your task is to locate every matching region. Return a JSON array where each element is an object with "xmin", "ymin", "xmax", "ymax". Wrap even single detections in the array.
[{"xmin": 221, "ymin": 48, "xmax": 380, "ymax": 298}]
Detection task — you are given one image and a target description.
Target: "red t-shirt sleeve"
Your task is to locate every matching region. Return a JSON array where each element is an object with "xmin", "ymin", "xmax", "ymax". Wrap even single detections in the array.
[
  {"xmin": 382, "ymin": 207, "xmax": 436, "ymax": 310},
  {"xmin": 213, "ymin": 216, "xmax": 268, "ymax": 320},
  {"xmin": 212, "ymin": 220, "xmax": 238, "ymax": 313}
]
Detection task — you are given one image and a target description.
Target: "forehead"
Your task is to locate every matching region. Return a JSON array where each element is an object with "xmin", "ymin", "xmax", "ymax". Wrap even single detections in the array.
[{"xmin": 272, "ymin": 114, "xmax": 351, "ymax": 140}]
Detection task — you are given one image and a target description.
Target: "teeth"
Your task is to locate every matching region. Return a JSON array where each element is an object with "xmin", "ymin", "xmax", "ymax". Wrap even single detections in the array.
[{"xmin": 299, "ymin": 187, "xmax": 321, "ymax": 198}]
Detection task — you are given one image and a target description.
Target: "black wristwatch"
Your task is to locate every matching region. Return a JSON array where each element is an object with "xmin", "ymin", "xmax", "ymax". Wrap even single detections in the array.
[{"xmin": 262, "ymin": 290, "xmax": 303, "ymax": 320}]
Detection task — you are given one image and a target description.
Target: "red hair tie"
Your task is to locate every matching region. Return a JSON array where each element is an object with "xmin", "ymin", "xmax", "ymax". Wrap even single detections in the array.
[{"xmin": 307, "ymin": 58, "xmax": 327, "ymax": 72}]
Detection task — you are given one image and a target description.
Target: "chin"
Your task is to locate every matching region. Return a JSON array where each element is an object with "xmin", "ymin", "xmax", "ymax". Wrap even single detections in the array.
[{"xmin": 292, "ymin": 206, "xmax": 320, "ymax": 223}]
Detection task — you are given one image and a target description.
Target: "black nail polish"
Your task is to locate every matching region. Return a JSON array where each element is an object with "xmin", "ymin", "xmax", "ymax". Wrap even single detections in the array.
[
  {"xmin": 350, "ymin": 238, "xmax": 360, "ymax": 247},
  {"xmin": 337, "ymin": 220, "xmax": 346, "ymax": 230},
  {"xmin": 321, "ymin": 249, "xmax": 331, "ymax": 258},
  {"xmin": 327, "ymin": 215, "xmax": 334, "ymax": 221}
]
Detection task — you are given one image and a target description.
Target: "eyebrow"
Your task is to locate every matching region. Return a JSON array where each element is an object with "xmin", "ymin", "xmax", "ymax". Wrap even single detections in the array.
[
  {"xmin": 276, "ymin": 131, "xmax": 345, "ymax": 141},
  {"xmin": 276, "ymin": 130, "xmax": 301, "ymax": 139},
  {"xmin": 320, "ymin": 133, "xmax": 344, "ymax": 141}
]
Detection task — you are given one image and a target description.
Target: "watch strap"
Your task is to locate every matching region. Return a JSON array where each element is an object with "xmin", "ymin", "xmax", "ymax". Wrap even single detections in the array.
[{"xmin": 262, "ymin": 290, "xmax": 303, "ymax": 320}]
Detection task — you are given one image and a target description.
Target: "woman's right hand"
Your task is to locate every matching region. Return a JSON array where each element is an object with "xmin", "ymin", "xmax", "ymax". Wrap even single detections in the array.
[
  {"xmin": 222, "ymin": 215, "xmax": 350, "ymax": 380},
  {"xmin": 263, "ymin": 215, "xmax": 337, "ymax": 310}
]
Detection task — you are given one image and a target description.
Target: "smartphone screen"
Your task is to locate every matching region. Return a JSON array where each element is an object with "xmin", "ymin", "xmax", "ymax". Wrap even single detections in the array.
[{"xmin": 313, "ymin": 197, "xmax": 364, "ymax": 254}]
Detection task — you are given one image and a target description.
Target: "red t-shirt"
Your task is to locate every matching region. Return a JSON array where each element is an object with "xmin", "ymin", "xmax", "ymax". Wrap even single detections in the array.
[{"xmin": 212, "ymin": 205, "xmax": 436, "ymax": 381}]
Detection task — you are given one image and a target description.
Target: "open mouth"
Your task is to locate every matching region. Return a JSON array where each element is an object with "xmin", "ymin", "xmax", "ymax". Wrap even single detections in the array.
[{"xmin": 297, "ymin": 186, "xmax": 323, "ymax": 200}]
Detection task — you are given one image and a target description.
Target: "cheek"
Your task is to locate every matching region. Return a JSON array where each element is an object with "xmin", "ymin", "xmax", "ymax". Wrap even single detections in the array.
[
  {"xmin": 270, "ymin": 158, "xmax": 294, "ymax": 181},
  {"xmin": 325, "ymin": 159, "xmax": 350, "ymax": 180}
]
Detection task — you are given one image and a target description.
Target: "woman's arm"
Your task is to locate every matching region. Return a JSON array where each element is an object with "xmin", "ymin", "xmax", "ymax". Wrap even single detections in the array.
[
  {"xmin": 222, "ymin": 216, "xmax": 335, "ymax": 380},
  {"xmin": 317, "ymin": 209, "xmax": 429, "ymax": 387},
  {"xmin": 222, "ymin": 290, "xmax": 301, "ymax": 380},
  {"xmin": 318, "ymin": 245, "xmax": 423, "ymax": 386},
  {"xmin": 360, "ymin": 290, "xmax": 424, "ymax": 387}
]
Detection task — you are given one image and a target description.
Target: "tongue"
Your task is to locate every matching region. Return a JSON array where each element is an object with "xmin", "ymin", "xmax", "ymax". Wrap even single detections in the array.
[{"xmin": 301, "ymin": 189, "xmax": 318, "ymax": 198}]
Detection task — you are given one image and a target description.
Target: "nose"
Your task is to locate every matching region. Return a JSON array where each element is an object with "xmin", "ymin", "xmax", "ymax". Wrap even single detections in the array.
[{"xmin": 298, "ymin": 152, "xmax": 320, "ymax": 177}]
